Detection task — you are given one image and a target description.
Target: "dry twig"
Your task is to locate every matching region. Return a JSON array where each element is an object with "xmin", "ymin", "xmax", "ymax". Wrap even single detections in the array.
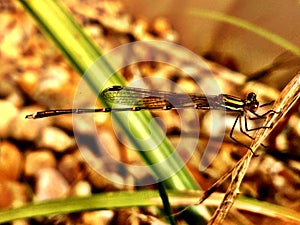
[{"xmin": 208, "ymin": 73, "xmax": 300, "ymax": 225}]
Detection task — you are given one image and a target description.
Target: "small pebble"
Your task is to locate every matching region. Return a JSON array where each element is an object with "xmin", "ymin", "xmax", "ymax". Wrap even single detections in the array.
[
  {"xmin": 0, "ymin": 69, "xmax": 18, "ymax": 97},
  {"xmin": 35, "ymin": 168, "xmax": 69, "ymax": 201},
  {"xmin": 71, "ymin": 181, "xmax": 92, "ymax": 197},
  {"xmin": 82, "ymin": 210, "xmax": 114, "ymax": 225},
  {"xmin": 0, "ymin": 179, "xmax": 14, "ymax": 208},
  {"xmin": 36, "ymin": 126, "xmax": 75, "ymax": 152},
  {"xmin": 0, "ymin": 16, "xmax": 24, "ymax": 59},
  {"xmin": 0, "ymin": 141, "xmax": 23, "ymax": 180},
  {"xmin": 11, "ymin": 219, "xmax": 29, "ymax": 225},
  {"xmin": 8, "ymin": 181, "xmax": 29, "ymax": 208},
  {"xmin": 17, "ymin": 71, "xmax": 38, "ymax": 97},
  {"xmin": 24, "ymin": 150, "xmax": 56, "ymax": 177},
  {"xmin": 0, "ymin": 100, "xmax": 19, "ymax": 138},
  {"xmin": 58, "ymin": 153, "xmax": 83, "ymax": 183},
  {"xmin": 86, "ymin": 165, "xmax": 115, "ymax": 190},
  {"xmin": 9, "ymin": 106, "xmax": 49, "ymax": 141},
  {"xmin": 6, "ymin": 91, "xmax": 25, "ymax": 108},
  {"xmin": 0, "ymin": 180, "xmax": 28, "ymax": 209},
  {"xmin": 32, "ymin": 66, "xmax": 75, "ymax": 109}
]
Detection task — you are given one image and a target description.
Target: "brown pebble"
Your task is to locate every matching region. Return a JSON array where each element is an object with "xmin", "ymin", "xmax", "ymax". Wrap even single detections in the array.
[
  {"xmin": 71, "ymin": 181, "xmax": 92, "ymax": 197},
  {"xmin": 0, "ymin": 100, "xmax": 19, "ymax": 138},
  {"xmin": 82, "ymin": 210, "xmax": 114, "ymax": 225},
  {"xmin": 153, "ymin": 18, "xmax": 170, "ymax": 32},
  {"xmin": 24, "ymin": 150, "xmax": 56, "ymax": 177},
  {"xmin": 58, "ymin": 153, "xmax": 83, "ymax": 183},
  {"xmin": 35, "ymin": 168, "xmax": 69, "ymax": 201},
  {"xmin": 36, "ymin": 126, "xmax": 75, "ymax": 152},
  {"xmin": 0, "ymin": 180, "xmax": 28, "ymax": 209},
  {"xmin": 9, "ymin": 106, "xmax": 50, "ymax": 141},
  {"xmin": 0, "ymin": 141, "xmax": 23, "ymax": 180},
  {"xmin": 17, "ymin": 71, "xmax": 38, "ymax": 97},
  {"xmin": 0, "ymin": 179, "xmax": 14, "ymax": 208}
]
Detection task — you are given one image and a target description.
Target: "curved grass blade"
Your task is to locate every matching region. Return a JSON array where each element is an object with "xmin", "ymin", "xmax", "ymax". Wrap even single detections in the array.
[
  {"xmin": 1, "ymin": 190, "xmax": 300, "ymax": 224},
  {"xmin": 189, "ymin": 9, "xmax": 300, "ymax": 56}
]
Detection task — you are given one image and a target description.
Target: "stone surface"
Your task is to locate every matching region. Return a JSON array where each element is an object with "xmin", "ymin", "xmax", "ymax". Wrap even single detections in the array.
[
  {"xmin": 0, "ymin": 101, "xmax": 19, "ymax": 138},
  {"xmin": 0, "ymin": 141, "xmax": 23, "ymax": 180},
  {"xmin": 71, "ymin": 181, "xmax": 92, "ymax": 197},
  {"xmin": 9, "ymin": 106, "xmax": 49, "ymax": 141},
  {"xmin": 58, "ymin": 152, "xmax": 83, "ymax": 183},
  {"xmin": 24, "ymin": 150, "xmax": 56, "ymax": 177},
  {"xmin": 35, "ymin": 168, "xmax": 70, "ymax": 201},
  {"xmin": 82, "ymin": 210, "xmax": 114, "ymax": 225},
  {"xmin": 36, "ymin": 126, "xmax": 76, "ymax": 152},
  {"xmin": 0, "ymin": 180, "xmax": 28, "ymax": 209}
]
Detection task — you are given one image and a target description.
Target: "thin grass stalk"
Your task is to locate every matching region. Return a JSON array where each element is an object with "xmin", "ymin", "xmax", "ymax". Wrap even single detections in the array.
[{"xmin": 208, "ymin": 73, "xmax": 300, "ymax": 225}]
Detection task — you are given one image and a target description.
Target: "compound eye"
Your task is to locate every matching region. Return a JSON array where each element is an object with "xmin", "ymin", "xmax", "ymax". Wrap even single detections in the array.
[
  {"xmin": 247, "ymin": 92, "xmax": 257, "ymax": 102},
  {"xmin": 246, "ymin": 92, "xmax": 259, "ymax": 112}
]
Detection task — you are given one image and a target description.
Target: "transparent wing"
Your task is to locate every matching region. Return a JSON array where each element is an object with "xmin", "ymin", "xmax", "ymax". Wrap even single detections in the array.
[{"xmin": 101, "ymin": 86, "xmax": 211, "ymax": 109}]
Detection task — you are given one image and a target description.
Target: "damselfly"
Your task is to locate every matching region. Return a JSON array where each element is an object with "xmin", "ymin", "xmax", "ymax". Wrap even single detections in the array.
[{"xmin": 25, "ymin": 86, "xmax": 276, "ymax": 153}]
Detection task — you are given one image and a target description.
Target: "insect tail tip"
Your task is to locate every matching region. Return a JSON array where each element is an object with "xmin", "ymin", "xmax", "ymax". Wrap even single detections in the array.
[{"xmin": 25, "ymin": 114, "xmax": 35, "ymax": 119}]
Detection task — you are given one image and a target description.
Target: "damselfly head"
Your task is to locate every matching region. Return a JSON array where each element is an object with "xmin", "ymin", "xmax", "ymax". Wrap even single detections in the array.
[{"xmin": 245, "ymin": 92, "xmax": 259, "ymax": 112}]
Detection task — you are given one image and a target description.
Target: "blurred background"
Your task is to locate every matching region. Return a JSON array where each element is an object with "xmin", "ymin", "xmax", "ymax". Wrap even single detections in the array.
[
  {"xmin": 121, "ymin": 0, "xmax": 300, "ymax": 88},
  {"xmin": 0, "ymin": 0, "xmax": 299, "ymax": 224}
]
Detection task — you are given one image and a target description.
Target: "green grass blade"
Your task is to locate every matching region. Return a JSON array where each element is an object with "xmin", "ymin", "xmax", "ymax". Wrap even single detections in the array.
[
  {"xmin": 1, "ymin": 190, "xmax": 300, "ymax": 224},
  {"xmin": 18, "ymin": 0, "xmax": 199, "ymax": 189},
  {"xmin": 157, "ymin": 182, "xmax": 177, "ymax": 225}
]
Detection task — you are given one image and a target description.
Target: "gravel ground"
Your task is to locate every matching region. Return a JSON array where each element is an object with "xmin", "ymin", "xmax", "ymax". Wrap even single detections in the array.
[{"xmin": 0, "ymin": 1, "xmax": 299, "ymax": 224}]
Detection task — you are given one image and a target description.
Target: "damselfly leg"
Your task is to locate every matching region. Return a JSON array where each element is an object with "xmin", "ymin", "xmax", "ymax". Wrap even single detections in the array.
[{"xmin": 229, "ymin": 100, "xmax": 278, "ymax": 155}]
